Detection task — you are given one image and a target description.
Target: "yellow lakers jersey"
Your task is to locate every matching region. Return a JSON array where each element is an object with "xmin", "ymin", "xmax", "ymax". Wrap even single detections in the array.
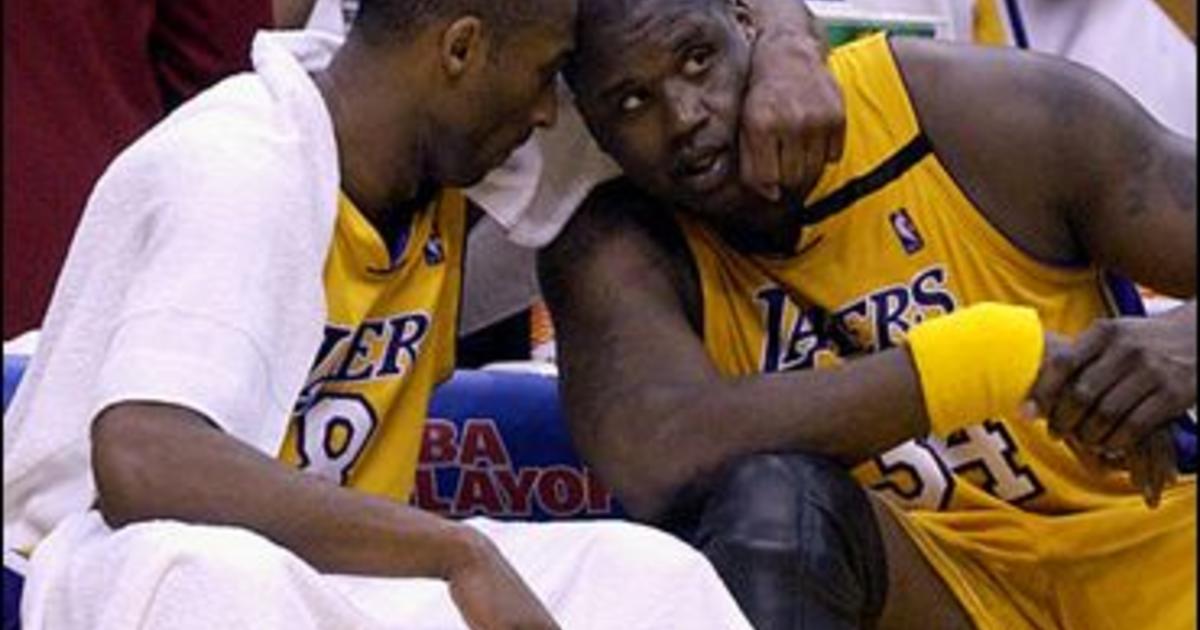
[
  {"xmin": 676, "ymin": 34, "xmax": 1194, "ymax": 629},
  {"xmin": 278, "ymin": 190, "xmax": 466, "ymax": 503}
]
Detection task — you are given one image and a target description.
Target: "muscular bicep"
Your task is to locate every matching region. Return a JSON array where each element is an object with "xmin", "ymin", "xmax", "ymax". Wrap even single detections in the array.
[
  {"xmin": 537, "ymin": 181, "xmax": 716, "ymax": 463},
  {"xmin": 895, "ymin": 37, "xmax": 1196, "ymax": 297}
]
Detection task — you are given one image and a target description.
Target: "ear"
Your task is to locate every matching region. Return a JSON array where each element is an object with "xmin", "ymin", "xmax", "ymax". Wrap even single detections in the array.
[
  {"xmin": 440, "ymin": 16, "xmax": 487, "ymax": 79},
  {"xmin": 729, "ymin": 0, "xmax": 758, "ymax": 43}
]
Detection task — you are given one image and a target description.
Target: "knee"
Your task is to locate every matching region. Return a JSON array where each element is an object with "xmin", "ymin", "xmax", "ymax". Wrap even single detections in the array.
[
  {"xmin": 698, "ymin": 453, "xmax": 867, "ymax": 548},
  {"xmin": 696, "ymin": 453, "xmax": 889, "ymax": 625},
  {"xmin": 698, "ymin": 454, "xmax": 814, "ymax": 547}
]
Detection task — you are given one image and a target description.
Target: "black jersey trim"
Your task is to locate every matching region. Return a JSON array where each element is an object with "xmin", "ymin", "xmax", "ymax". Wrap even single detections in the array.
[{"xmin": 801, "ymin": 133, "xmax": 933, "ymax": 226}]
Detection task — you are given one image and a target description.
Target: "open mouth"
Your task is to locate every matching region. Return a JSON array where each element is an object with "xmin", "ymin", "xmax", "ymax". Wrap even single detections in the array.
[{"xmin": 675, "ymin": 146, "xmax": 732, "ymax": 193}]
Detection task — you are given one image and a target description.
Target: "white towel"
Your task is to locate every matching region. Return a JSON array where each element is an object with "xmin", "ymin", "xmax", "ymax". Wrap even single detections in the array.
[
  {"xmin": 467, "ymin": 80, "xmax": 621, "ymax": 248},
  {"xmin": 22, "ymin": 511, "xmax": 753, "ymax": 630},
  {"xmin": 3, "ymin": 30, "xmax": 342, "ymax": 554}
]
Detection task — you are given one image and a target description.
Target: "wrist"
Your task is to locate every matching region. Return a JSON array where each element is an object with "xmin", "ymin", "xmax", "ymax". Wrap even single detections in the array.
[
  {"xmin": 905, "ymin": 303, "xmax": 1045, "ymax": 437},
  {"xmin": 438, "ymin": 522, "xmax": 494, "ymax": 580}
]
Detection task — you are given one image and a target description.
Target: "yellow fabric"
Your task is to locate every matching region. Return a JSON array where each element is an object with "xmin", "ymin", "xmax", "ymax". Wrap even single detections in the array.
[
  {"xmin": 277, "ymin": 190, "xmax": 466, "ymax": 503},
  {"xmin": 973, "ymin": 0, "xmax": 1011, "ymax": 46},
  {"xmin": 907, "ymin": 303, "xmax": 1044, "ymax": 437},
  {"xmin": 676, "ymin": 34, "xmax": 1195, "ymax": 630}
]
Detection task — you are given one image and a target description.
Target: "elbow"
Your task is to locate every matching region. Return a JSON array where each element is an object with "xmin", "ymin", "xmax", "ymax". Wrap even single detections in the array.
[
  {"xmin": 596, "ymin": 453, "xmax": 685, "ymax": 523},
  {"xmin": 580, "ymin": 387, "xmax": 710, "ymax": 523},
  {"xmin": 91, "ymin": 407, "xmax": 162, "ymax": 528}
]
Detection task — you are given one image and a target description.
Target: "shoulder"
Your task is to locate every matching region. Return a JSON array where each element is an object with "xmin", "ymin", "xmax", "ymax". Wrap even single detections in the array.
[
  {"xmin": 539, "ymin": 178, "xmax": 701, "ymax": 329},
  {"xmin": 97, "ymin": 74, "xmax": 337, "ymax": 240},
  {"xmin": 540, "ymin": 178, "xmax": 691, "ymax": 285},
  {"xmin": 888, "ymin": 36, "xmax": 1112, "ymax": 264}
]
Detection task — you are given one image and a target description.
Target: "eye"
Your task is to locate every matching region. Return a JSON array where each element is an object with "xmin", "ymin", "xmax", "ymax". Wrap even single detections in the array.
[
  {"xmin": 682, "ymin": 46, "xmax": 714, "ymax": 77},
  {"xmin": 618, "ymin": 90, "xmax": 650, "ymax": 115}
]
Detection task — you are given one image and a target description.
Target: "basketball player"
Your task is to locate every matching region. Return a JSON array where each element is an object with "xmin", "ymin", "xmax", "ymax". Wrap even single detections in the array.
[
  {"xmin": 540, "ymin": 0, "xmax": 1197, "ymax": 627},
  {"xmin": 1, "ymin": 0, "xmax": 774, "ymax": 627}
]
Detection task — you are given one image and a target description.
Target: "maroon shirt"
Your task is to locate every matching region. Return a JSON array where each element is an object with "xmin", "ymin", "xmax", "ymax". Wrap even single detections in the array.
[{"xmin": 3, "ymin": 0, "xmax": 272, "ymax": 337}]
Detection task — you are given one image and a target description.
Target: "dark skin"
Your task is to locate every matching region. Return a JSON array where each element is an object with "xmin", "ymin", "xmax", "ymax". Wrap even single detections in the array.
[
  {"xmin": 274, "ymin": 0, "xmax": 317, "ymax": 28},
  {"xmin": 90, "ymin": 2, "xmax": 845, "ymax": 629},
  {"xmin": 542, "ymin": 3, "xmax": 1195, "ymax": 626},
  {"xmin": 92, "ymin": 9, "xmax": 573, "ymax": 630},
  {"xmin": 735, "ymin": 0, "xmax": 845, "ymax": 200},
  {"xmin": 908, "ymin": 38, "xmax": 1196, "ymax": 506}
]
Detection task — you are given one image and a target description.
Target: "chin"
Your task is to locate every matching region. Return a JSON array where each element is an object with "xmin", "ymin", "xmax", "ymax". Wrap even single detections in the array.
[{"xmin": 690, "ymin": 180, "xmax": 752, "ymax": 217}]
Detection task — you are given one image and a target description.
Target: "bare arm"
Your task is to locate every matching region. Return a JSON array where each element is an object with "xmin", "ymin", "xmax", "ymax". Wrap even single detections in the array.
[
  {"xmin": 892, "ymin": 36, "xmax": 1195, "ymax": 296},
  {"xmin": 93, "ymin": 403, "xmax": 469, "ymax": 576},
  {"xmin": 893, "ymin": 37, "xmax": 1196, "ymax": 498},
  {"xmin": 539, "ymin": 181, "xmax": 928, "ymax": 521},
  {"xmin": 92, "ymin": 402, "xmax": 558, "ymax": 627}
]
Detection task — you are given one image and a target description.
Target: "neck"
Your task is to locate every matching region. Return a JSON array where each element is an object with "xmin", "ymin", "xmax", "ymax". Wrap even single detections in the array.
[
  {"xmin": 707, "ymin": 192, "xmax": 806, "ymax": 256},
  {"xmin": 314, "ymin": 39, "xmax": 432, "ymax": 230}
]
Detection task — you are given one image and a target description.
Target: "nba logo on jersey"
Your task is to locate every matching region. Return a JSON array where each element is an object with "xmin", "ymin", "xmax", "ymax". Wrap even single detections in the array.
[
  {"xmin": 424, "ymin": 233, "xmax": 444, "ymax": 265},
  {"xmin": 888, "ymin": 208, "xmax": 924, "ymax": 254}
]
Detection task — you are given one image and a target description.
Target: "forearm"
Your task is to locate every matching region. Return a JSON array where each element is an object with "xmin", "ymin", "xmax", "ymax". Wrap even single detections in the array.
[
  {"xmin": 92, "ymin": 402, "xmax": 475, "ymax": 580},
  {"xmin": 580, "ymin": 349, "xmax": 928, "ymax": 519},
  {"xmin": 575, "ymin": 302, "xmax": 1045, "ymax": 520},
  {"xmin": 660, "ymin": 349, "xmax": 926, "ymax": 465}
]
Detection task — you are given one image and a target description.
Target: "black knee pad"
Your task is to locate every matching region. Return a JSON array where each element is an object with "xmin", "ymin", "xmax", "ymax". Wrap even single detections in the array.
[{"xmin": 691, "ymin": 454, "xmax": 888, "ymax": 630}]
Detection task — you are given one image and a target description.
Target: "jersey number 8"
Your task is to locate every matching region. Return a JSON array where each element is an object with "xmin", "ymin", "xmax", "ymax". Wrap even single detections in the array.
[{"xmin": 296, "ymin": 393, "xmax": 378, "ymax": 485}]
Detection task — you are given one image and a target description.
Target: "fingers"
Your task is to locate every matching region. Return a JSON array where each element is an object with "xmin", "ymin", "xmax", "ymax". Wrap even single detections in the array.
[
  {"xmin": 738, "ymin": 77, "xmax": 845, "ymax": 202},
  {"xmin": 801, "ymin": 131, "xmax": 826, "ymax": 194},
  {"xmin": 1104, "ymin": 386, "xmax": 1174, "ymax": 452},
  {"xmin": 1070, "ymin": 352, "xmax": 1155, "ymax": 446},
  {"xmin": 1027, "ymin": 324, "xmax": 1113, "ymax": 431},
  {"xmin": 1133, "ymin": 429, "xmax": 1178, "ymax": 509},
  {"xmin": 775, "ymin": 132, "xmax": 804, "ymax": 196},
  {"xmin": 739, "ymin": 129, "xmax": 781, "ymax": 202},
  {"xmin": 772, "ymin": 134, "xmax": 822, "ymax": 201},
  {"xmin": 825, "ymin": 105, "xmax": 845, "ymax": 162},
  {"xmin": 1128, "ymin": 439, "xmax": 1151, "ymax": 505},
  {"xmin": 1063, "ymin": 434, "xmax": 1103, "ymax": 470}
]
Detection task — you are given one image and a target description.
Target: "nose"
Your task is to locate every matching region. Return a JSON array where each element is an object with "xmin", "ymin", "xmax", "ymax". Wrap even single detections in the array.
[
  {"xmin": 663, "ymin": 79, "xmax": 708, "ymax": 144},
  {"xmin": 530, "ymin": 82, "xmax": 560, "ymax": 129}
]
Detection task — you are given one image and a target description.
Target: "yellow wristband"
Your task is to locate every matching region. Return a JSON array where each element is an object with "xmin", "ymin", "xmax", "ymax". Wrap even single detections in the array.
[{"xmin": 905, "ymin": 303, "xmax": 1044, "ymax": 438}]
